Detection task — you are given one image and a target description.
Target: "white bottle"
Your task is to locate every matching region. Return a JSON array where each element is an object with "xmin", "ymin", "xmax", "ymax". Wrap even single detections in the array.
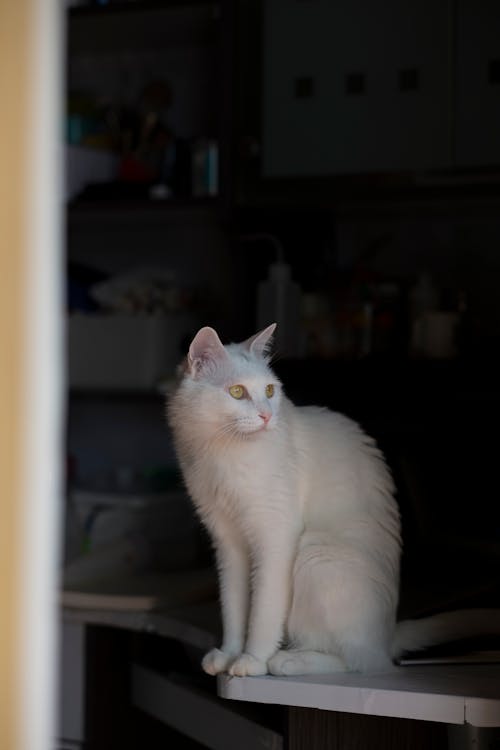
[
  {"xmin": 409, "ymin": 272, "xmax": 439, "ymax": 356},
  {"xmin": 257, "ymin": 260, "xmax": 301, "ymax": 357}
]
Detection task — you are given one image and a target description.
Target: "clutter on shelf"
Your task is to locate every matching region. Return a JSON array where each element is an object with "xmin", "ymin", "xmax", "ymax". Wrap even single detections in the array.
[
  {"xmin": 68, "ymin": 266, "xmax": 201, "ymax": 389},
  {"xmin": 66, "ymin": 76, "xmax": 218, "ymax": 202}
]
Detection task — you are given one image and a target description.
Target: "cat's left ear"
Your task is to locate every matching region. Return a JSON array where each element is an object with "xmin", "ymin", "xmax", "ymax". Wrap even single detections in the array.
[
  {"xmin": 187, "ymin": 326, "xmax": 228, "ymax": 377},
  {"xmin": 243, "ymin": 323, "xmax": 277, "ymax": 358}
]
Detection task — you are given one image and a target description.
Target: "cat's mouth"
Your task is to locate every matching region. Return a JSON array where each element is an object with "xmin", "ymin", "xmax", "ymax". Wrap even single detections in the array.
[
  {"xmin": 241, "ymin": 421, "xmax": 271, "ymax": 436},
  {"xmin": 215, "ymin": 420, "xmax": 270, "ymax": 442},
  {"xmin": 225, "ymin": 420, "xmax": 270, "ymax": 439}
]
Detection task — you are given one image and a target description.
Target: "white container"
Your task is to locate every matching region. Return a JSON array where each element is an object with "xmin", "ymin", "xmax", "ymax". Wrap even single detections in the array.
[
  {"xmin": 68, "ymin": 489, "xmax": 198, "ymax": 574},
  {"xmin": 257, "ymin": 261, "xmax": 301, "ymax": 357},
  {"xmin": 191, "ymin": 138, "xmax": 219, "ymax": 197},
  {"xmin": 66, "ymin": 145, "xmax": 118, "ymax": 201},
  {"xmin": 68, "ymin": 313, "xmax": 195, "ymax": 389}
]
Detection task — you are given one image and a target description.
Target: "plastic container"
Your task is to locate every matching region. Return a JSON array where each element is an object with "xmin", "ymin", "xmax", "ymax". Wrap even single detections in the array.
[
  {"xmin": 68, "ymin": 313, "xmax": 195, "ymax": 389},
  {"xmin": 69, "ymin": 488, "xmax": 198, "ymax": 573},
  {"xmin": 257, "ymin": 261, "xmax": 301, "ymax": 357}
]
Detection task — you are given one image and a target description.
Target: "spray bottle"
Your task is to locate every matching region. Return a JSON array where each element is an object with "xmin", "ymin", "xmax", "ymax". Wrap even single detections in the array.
[{"xmin": 253, "ymin": 235, "xmax": 302, "ymax": 358}]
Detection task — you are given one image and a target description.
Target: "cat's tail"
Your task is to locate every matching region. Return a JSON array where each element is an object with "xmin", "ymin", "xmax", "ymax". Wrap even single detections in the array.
[{"xmin": 391, "ymin": 609, "xmax": 500, "ymax": 659}]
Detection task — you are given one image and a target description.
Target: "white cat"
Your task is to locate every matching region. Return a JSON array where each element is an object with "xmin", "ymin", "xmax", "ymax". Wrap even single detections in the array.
[{"xmin": 168, "ymin": 324, "xmax": 499, "ymax": 676}]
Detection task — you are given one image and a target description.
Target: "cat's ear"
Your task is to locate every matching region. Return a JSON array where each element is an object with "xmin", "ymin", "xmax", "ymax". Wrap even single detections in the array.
[
  {"xmin": 243, "ymin": 323, "xmax": 277, "ymax": 358},
  {"xmin": 187, "ymin": 327, "xmax": 228, "ymax": 377}
]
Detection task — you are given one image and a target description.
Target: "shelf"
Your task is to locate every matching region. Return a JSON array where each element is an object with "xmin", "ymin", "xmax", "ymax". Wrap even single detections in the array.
[
  {"xmin": 69, "ymin": 0, "xmax": 219, "ymax": 20},
  {"xmin": 132, "ymin": 665, "xmax": 283, "ymax": 750},
  {"xmin": 68, "ymin": 194, "xmax": 218, "ymax": 219},
  {"xmin": 219, "ymin": 664, "xmax": 500, "ymax": 728},
  {"xmin": 68, "ymin": 2, "xmax": 220, "ymax": 51},
  {"xmin": 63, "ymin": 598, "xmax": 220, "ymax": 651},
  {"xmin": 236, "ymin": 172, "xmax": 500, "ymax": 213},
  {"xmin": 69, "ymin": 387, "xmax": 167, "ymax": 399}
]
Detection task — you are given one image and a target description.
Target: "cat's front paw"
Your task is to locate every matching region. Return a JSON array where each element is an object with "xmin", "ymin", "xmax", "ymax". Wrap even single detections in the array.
[
  {"xmin": 202, "ymin": 648, "xmax": 236, "ymax": 676},
  {"xmin": 228, "ymin": 653, "xmax": 268, "ymax": 677}
]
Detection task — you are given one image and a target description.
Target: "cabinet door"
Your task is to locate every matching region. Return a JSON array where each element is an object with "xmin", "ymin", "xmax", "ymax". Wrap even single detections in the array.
[
  {"xmin": 262, "ymin": 0, "xmax": 451, "ymax": 177},
  {"xmin": 455, "ymin": 0, "xmax": 500, "ymax": 167},
  {"xmin": 59, "ymin": 622, "xmax": 85, "ymax": 746}
]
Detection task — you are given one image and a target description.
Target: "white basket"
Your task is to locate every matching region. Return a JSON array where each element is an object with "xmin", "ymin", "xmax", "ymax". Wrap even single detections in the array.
[
  {"xmin": 67, "ymin": 489, "xmax": 198, "ymax": 575},
  {"xmin": 68, "ymin": 313, "xmax": 195, "ymax": 389}
]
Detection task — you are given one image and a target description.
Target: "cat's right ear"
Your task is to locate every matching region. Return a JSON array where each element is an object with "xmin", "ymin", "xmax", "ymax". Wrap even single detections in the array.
[
  {"xmin": 243, "ymin": 323, "xmax": 277, "ymax": 358},
  {"xmin": 187, "ymin": 327, "xmax": 228, "ymax": 378}
]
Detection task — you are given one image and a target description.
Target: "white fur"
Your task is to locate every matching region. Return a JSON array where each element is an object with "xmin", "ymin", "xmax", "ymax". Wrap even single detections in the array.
[{"xmin": 168, "ymin": 326, "xmax": 499, "ymax": 676}]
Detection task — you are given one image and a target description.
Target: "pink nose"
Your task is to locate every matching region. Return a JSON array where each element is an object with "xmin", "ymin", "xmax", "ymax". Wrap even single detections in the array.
[{"xmin": 259, "ymin": 412, "xmax": 271, "ymax": 425}]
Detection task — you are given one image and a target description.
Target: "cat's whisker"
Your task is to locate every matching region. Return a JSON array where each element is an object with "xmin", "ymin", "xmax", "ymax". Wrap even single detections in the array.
[
  {"xmin": 209, "ymin": 421, "xmax": 244, "ymax": 453},
  {"xmin": 211, "ymin": 421, "xmax": 239, "ymax": 440}
]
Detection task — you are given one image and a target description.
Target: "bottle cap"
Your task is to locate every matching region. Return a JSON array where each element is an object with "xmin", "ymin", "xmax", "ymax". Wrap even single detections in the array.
[{"xmin": 269, "ymin": 261, "xmax": 292, "ymax": 282}]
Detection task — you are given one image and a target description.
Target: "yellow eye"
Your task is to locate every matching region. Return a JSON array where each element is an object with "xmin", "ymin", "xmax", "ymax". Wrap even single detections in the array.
[
  {"xmin": 229, "ymin": 384, "xmax": 245, "ymax": 399},
  {"xmin": 265, "ymin": 384, "xmax": 275, "ymax": 398}
]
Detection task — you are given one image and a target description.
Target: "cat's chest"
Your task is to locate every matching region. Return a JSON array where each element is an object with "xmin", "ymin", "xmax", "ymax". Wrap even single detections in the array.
[
  {"xmin": 189, "ymin": 441, "xmax": 288, "ymax": 513},
  {"xmin": 210, "ymin": 450, "xmax": 269, "ymax": 499}
]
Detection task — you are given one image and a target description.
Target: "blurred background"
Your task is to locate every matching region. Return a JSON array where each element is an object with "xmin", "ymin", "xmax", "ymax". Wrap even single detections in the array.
[{"xmin": 59, "ymin": 1, "xmax": 500, "ymax": 747}]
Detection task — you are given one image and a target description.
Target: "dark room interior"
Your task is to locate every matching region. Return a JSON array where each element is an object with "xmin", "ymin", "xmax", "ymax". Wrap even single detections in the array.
[{"xmin": 59, "ymin": 2, "xmax": 500, "ymax": 748}]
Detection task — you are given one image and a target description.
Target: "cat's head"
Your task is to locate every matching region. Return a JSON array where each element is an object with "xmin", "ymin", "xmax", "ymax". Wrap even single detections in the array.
[{"xmin": 170, "ymin": 324, "xmax": 282, "ymax": 441}]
